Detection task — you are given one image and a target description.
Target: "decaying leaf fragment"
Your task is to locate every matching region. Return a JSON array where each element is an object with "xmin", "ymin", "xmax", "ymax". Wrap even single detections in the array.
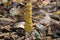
[
  {"xmin": 15, "ymin": 22, "xmax": 25, "ymax": 28},
  {"xmin": 0, "ymin": 18, "xmax": 14, "ymax": 24}
]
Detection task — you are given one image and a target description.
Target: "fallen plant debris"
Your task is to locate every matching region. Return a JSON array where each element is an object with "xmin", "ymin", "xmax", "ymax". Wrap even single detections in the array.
[{"xmin": 0, "ymin": 0, "xmax": 60, "ymax": 40}]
